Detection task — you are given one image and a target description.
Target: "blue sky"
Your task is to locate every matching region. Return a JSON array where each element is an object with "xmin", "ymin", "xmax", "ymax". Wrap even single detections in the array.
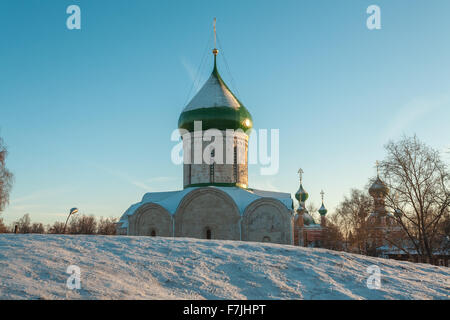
[{"xmin": 1, "ymin": 0, "xmax": 449, "ymax": 224}]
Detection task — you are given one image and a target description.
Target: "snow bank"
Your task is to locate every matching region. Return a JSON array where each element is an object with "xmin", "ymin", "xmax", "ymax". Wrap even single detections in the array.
[{"xmin": 0, "ymin": 234, "xmax": 448, "ymax": 300}]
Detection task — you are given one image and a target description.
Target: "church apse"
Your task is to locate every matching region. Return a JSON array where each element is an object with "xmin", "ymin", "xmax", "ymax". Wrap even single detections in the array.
[
  {"xmin": 128, "ymin": 203, "xmax": 172, "ymax": 237},
  {"xmin": 242, "ymin": 198, "xmax": 293, "ymax": 244},
  {"xmin": 174, "ymin": 188, "xmax": 241, "ymax": 240}
]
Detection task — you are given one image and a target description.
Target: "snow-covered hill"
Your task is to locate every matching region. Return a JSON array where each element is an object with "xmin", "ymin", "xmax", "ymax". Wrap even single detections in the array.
[{"xmin": 0, "ymin": 234, "xmax": 448, "ymax": 300}]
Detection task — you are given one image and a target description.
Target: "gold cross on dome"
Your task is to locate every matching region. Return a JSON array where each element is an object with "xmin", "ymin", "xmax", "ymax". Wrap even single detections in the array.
[
  {"xmin": 297, "ymin": 168, "xmax": 304, "ymax": 184},
  {"xmin": 375, "ymin": 160, "xmax": 380, "ymax": 176},
  {"xmin": 320, "ymin": 190, "xmax": 325, "ymax": 202},
  {"xmin": 213, "ymin": 18, "xmax": 217, "ymax": 48}
]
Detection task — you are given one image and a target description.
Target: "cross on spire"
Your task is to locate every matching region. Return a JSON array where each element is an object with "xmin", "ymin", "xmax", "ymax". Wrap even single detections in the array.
[
  {"xmin": 212, "ymin": 18, "xmax": 218, "ymax": 57},
  {"xmin": 297, "ymin": 168, "xmax": 304, "ymax": 184},
  {"xmin": 320, "ymin": 190, "xmax": 325, "ymax": 202},
  {"xmin": 375, "ymin": 160, "xmax": 380, "ymax": 177},
  {"xmin": 213, "ymin": 17, "xmax": 217, "ymax": 48}
]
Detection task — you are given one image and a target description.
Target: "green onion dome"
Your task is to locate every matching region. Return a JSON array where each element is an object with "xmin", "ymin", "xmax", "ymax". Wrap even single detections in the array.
[
  {"xmin": 318, "ymin": 203, "xmax": 328, "ymax": 216},
  {"xmin": 295, "ymin": 184, "xmax": 309, "ymax": 203},
  {"xmin": 295, "ymin": 209, "xmax": 314, "ymax": 225},
  {"xmin": 178, "ymin": 54, "xmax": 253, "ymax": 134},
  {"xmin": 303, "ymin": 211, "xmax": 315, "ymax": 226},
  {"xmin": 369, "ymin": 176, "xmax": 389, "ymax": 197}
]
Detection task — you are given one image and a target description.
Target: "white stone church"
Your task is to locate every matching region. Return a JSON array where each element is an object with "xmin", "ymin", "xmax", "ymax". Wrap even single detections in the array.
[{"xmin": 117, "ymin": 43, "xmax": 327, "ymax": 245}]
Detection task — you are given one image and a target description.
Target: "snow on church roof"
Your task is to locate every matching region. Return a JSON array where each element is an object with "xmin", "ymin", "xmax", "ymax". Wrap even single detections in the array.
[
  {"xmin": 177, "ymin": 57, "xmax": 253, "ymax": 133},
  {"xmin": 118, "ymin": 186, "xmax": 293, "ymax": 228},
  {"xmin": 182, "ymin": 71, "xmax": 241, "ymax": 112}
]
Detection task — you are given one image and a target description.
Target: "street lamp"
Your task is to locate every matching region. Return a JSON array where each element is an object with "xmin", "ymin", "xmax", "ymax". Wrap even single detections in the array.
[{"xmin": 63, "ymin": 207, "xmax": 78, "ymax": 234}]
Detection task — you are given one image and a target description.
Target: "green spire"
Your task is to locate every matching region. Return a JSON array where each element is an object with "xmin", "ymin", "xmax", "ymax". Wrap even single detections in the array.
[
  {"xmin": 295, "ymin": 169, "xmax": 309, "ymax": 202},
  {"xmin": 318, "ymin": 190, "xmax": 328, "ymax": 216},
  {"xmin": 212, "ymin": 49, "xmax": 219, "ymax": 78},
  {"xmin": 178, "ymin": 36, "xmax": 253, "ymax": 134},
  {"xmin": 295, "ymin": 184, "xmax": 309, "ymax": 202},
  {"xmin": 318, "ymin": 203, "xmax": 328, "ymax": 216}
]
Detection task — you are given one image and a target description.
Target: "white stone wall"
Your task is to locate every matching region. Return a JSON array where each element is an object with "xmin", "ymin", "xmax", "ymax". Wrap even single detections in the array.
[
  {"xmin": 241, "ymin": 198, "xmax": 293, "ymax": 244},
  {"xmin": 128, "ymin": 203, "xmax": 172, "ymax": 237},
  {"xmin": 126, "ymin": 188, "xmax": 294, "ymax": 245},
  {"xmin": 174, "ymin": 188, "xmax": 241, "ymax": 240}
]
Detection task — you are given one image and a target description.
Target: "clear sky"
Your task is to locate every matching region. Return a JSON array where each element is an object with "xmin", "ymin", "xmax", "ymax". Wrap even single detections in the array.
[{"xmin": 1, "ymin": 0, "xmax": 449, "ymax": 224}]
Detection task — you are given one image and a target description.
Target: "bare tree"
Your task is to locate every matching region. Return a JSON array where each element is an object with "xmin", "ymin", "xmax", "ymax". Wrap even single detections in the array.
[
  {"xmin": 334, "ymin": 189, "xmax": 373, "ymax": 254},
  {"xmin": 0, "ymin": 136, "xmax": 13, "ymax": 213},
  {"xmin": 68, "ymin": 214, "xmax": 97, "ymax": 234},
  {"xmin": 438, "ymin": 215, "xmax": 450, "ymax": 253},
  {"xmin": 381, "ymin": 135, "xmax": 450, "ymax": 263},
  {"xmin": 14, "ymin": 213, "xmax": 32, "ymax": 234},
  {"xmin": 306, "ymin": 202, "xmax": 319, "ymax": 222},
  {"xmin": 321, "ymin": 216, "xmax": 345, "ymax": 251},
  {"xmin": 31, "ymin": 222, "xmax": 45, "ymax": 234},
  {"xmin": 47, "ymin": 221, "xmax": 66, "ymax": 234},
  {"xmin": 97, "ymin": 217, "xmax": 117, "ymax": 235},
  {"xmin": 0, "ymin": 218, "xmax": 8, "ymax": 233}
]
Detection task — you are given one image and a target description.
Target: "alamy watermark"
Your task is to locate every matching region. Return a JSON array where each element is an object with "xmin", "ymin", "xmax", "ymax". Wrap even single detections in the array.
[
  {"xmin": 66, "ymin": 5, "xmax": 81, "ymax": 30},
  {"xmin": 66, "ymin": 265, "xmax": 81, "ymax": 290},
  {"xmin": 366, "ymin": 265, "xmax": 381, "ymax": 289},
  {"xmin": 367, "ymin": 5, "xmax": 381, "ymax": 30},
  {"xmin": 170, "ymin": 121, "xmax": 280, "ymax": 175},
  {"xmin": 65, "ymin": 5, "xmax": 380, "ymax": 31}
]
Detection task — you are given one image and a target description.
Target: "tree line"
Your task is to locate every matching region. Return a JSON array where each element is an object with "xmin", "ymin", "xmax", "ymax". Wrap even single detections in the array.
[{"xmin": 0, "ymin": 213, "xmax": 117, "ymax": 235}]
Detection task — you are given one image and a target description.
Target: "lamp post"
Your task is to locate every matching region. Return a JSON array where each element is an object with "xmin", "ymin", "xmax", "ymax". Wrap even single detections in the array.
[{"xmin": 63, "ymin": 207, "xmax": 78, "ymax": 234}]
